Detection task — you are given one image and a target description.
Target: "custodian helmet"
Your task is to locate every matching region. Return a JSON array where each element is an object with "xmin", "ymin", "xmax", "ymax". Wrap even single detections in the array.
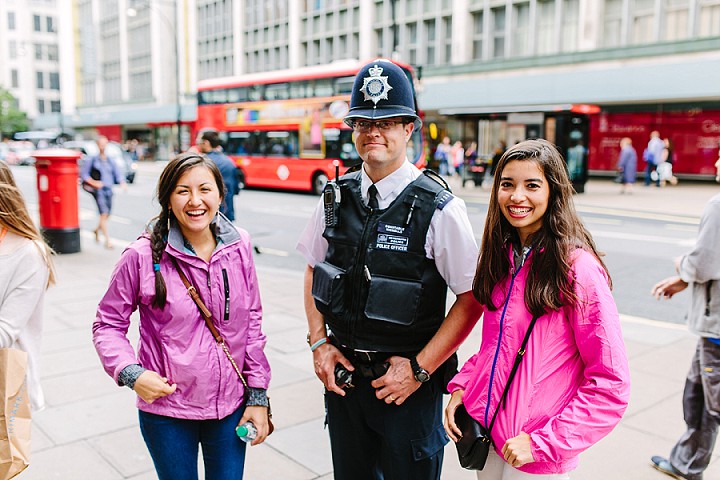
[{"xmin": 344, "ymin": 59, "xmax": 422, "ymax": 129}]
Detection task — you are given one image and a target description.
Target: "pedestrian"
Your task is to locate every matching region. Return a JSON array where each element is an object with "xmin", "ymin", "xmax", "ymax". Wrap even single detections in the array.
[
  {"xmin": 649, "ymin": 158, "xmax": 720, "ymax": 480},
  {"xmin": 92, "ymin": 153, "xmax": 272, "ymax": 480},
  {"xmin": 80, "ymin": 136, "xmax": 126, "ymax": 249},
  {"xmin": 0, "ymin": 161, "xmax": 56, "ymax": 412},
  {"xmin": 644, "ymin": 130, "xmax": 664, "ymax": 187},
  {"xmin": 452, "ymin": 140, "xmax": 465, "ymax": 178},
  {"xmin": 616, "ymin": 137, "xmax": 638, "ymax": 194},
  {"xmin": 296, "ymin": 59, "xmax": 483, "ymax": 480},
  {"xmin": 435, "ymin": 135, "xmax": 453, "ymax": 176},
  {"xmin": 197, "ymin": 130, "xmax": 242, "ymax": 222},
  {"xmin": 658, "ymin": 137, "xmax": 678, "ymax": 187},
  {"xmin": 444, "ymin": 139, "xmax": 631, "ymax": 479},
  {"xmin": 490, "ymin": 140, "xmax": 507, "ymax": 178}
]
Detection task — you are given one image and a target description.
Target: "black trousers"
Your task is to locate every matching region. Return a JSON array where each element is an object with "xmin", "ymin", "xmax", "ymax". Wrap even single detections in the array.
[
  {"xmin": 669, "ymin": 338, "xmax": 720, "ymax": 480},
  {"xmin": 325, "ymin": 374, "xmax": 448, "ymax": 480}
]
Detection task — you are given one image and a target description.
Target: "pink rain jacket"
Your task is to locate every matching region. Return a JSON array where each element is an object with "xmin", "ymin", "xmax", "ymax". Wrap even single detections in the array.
[
  {"xmin": 93, "ymin": 220, "xmax": 270, "ymax": 420},
  {"xmin": 448, "ymin": 247, "xmax": 630, "ymax": 474}
]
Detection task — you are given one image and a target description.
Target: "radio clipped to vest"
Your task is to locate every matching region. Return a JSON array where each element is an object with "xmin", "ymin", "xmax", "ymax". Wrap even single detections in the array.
[{"xmin": 323, "ymin": 164, "xmax": 342, "ymax": 227}]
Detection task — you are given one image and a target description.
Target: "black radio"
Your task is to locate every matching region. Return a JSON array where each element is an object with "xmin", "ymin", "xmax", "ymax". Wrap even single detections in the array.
[{"xmin": 323, "ymin": 163, "xmax": 342, "ymax": 227}]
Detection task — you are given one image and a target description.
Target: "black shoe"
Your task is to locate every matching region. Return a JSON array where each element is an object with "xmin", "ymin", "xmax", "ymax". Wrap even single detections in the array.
[{"xmin": 651, "ymin": 456, "xmax": 688, "ymax": 480}]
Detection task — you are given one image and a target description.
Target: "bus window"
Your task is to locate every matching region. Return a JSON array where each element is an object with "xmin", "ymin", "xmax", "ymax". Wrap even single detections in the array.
[
  {"xmin": 313, "ymin": 79, "xmax": 334, "ymax": 97},
  {"xmin": 290, "ymin": 81, "xmax": 308, "ymax": 99},
  {"xmin": 225, "ymin": 131, "xmax": 299, "ymax": 157},
  {"xmin": 227, "ymin": 87, "xmax": 248, "ymax": 103},
  {"xmin": 266, "ymin": 131, "xmax": 298, "ymax": 156},
  {"xmin": 211, "ymin": 89, "xmax": 228, "ymax": 104},
  {"xmin": 326, "ymin": 129, "xmax": 360, "ymax": 165},
  {"xmin": 225, "ymin": 131, "xmax": 252, "ymax": 155},
  {"xmin": 265, "ymin": 83, "xmax": 290, "ymax": 100},
  {"xmin": 335, "ymin": 76, "xmax": 355, "ymax": 95},
  {"xmin": 248, "ymin": 85, "xmax": 263, "ymax": 101}
]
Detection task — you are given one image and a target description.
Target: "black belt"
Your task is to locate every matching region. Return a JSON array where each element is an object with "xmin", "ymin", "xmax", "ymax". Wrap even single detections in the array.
[{"xmin": 333, "ymin": 340, "xmax": 414, "ymax": 379}]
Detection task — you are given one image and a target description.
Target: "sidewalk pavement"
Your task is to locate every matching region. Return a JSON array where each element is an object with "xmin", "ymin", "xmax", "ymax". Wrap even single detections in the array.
[{"xmin": 20, "ymin": 176, "xmax": 720, "ymax": 479}]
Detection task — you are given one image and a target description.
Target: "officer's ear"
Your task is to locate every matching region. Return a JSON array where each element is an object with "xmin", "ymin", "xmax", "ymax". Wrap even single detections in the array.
[{"xmin": 404, "ymin": 121, "xmax": 414, "ymax": 140}]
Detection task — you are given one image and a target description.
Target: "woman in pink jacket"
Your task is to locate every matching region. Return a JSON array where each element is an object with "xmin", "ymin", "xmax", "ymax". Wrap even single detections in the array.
[
  {"xmin": 444, "ymin": 139, "xmax": 630, "ymax": 478},
  {"xmin": 92, "ymin": 153, "xmax": 271, "ymax": 480}
]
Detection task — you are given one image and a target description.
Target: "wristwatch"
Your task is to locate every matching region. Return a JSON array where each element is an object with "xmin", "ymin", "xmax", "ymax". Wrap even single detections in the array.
[{"xmin": 410, "ymin": 357, "xmax": 430, "ymax": 383}]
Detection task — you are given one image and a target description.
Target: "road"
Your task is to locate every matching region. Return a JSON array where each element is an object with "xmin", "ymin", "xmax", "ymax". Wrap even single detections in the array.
[{"xmin": 11, "ymin": 162, "xmax": 693, "ymax": 326}]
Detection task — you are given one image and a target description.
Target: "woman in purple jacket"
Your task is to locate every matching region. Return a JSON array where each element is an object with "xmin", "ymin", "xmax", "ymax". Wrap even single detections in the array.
[
  {"xmin": 92, "ymin": 153, "xmax": 271, "ymax": 480},
  {"xmin": 444, "ymin": 140, "xmax": 630, "ymax": 478}
]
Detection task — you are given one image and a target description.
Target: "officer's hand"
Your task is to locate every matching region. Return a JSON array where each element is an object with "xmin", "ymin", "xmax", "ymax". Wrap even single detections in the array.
[
  {"xmin": 443, "ymin": 389, "xmax": 464, "ymax": 442},
  {"xmin": 370, "ymin": 356, "xmax": 421, "ymax": 406},
  {"xmin": 312, "ymin": 343, "xmax": 354, "ymax": 396},
  {"xmin": 133, "ymin": 370, "xmax": 177, "ymax": 404}
]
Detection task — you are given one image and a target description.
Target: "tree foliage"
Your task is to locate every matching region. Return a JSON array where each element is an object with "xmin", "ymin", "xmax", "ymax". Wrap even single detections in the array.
[{"xmin": 0, "ymin": 87, "xmax": 29, "ymax": 136}]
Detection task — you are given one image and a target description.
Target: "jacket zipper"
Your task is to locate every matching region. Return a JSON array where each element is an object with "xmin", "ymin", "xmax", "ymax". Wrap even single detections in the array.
[
  {"xmin": 706, "ymin": 280, "xmax": 713, "ymax": 317},
  {"xmin": 222, "ymin": 269, "xmax": 230, "ymax": 321},
  {"xmin": 484, "ymin": 247, "xmax": 531, "ymax": 427}
]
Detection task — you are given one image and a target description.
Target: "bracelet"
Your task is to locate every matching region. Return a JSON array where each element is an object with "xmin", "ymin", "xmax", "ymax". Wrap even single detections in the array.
[{"xmin": 310, "ymin": 337, "xmax": 329, "ymax": 352}]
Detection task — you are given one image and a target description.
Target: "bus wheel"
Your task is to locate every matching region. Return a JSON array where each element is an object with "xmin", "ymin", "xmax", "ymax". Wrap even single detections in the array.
[{"xmin": 312, "ymin": 172, "xmax": 329, "ymax": 195}]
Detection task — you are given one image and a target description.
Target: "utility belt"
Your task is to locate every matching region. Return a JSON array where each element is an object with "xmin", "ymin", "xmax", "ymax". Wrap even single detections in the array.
[{"xmin": 332, "ymin": 338, "xmax": 415, "ymax": 380}]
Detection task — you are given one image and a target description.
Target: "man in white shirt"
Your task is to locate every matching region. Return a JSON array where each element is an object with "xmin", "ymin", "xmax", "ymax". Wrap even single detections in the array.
[{"xmin": 296, "ymin": 59, "xmax": 483, "ymax": 480}]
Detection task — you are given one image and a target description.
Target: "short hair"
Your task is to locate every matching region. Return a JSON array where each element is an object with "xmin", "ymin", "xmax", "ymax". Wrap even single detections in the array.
[{"xmin": 201, "ymin": 130, "xmax": 222, "ymax": 149}]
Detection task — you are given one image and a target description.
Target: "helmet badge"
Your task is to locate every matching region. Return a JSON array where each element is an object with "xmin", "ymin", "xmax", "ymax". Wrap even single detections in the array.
[{"xmin": 359, "ymin": 64, "xmax": 393, "ymax": 105}]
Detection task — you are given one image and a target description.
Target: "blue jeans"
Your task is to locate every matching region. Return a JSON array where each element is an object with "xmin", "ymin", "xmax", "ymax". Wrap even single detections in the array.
[{"xmin": 138, "ymin": 406, "xmax": 247, "ymax": 480}]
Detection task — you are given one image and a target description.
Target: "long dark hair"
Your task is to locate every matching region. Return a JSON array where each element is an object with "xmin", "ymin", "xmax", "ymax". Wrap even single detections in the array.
[
  {"xmin": 473, "ymin": 139, "xmax": 610, "ymax": 317},
  {"xmin": 149, "ymin": 153, "xmax": 225, "ymax": 308}
]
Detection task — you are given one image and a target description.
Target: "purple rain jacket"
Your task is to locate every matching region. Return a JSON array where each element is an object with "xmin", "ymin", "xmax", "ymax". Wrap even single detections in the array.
[{"xmin": 92, "ymin": 216, "xmax": 270, "ymax": 420}]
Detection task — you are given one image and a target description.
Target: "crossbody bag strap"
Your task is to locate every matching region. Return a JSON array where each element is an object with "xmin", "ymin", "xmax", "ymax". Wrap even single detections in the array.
[
  {"xmin": 487, "ymin": 315, "xmax": 539, "ymax": 434},
  {"xmin": 170, "ymin": 256, "xmax": 248, "ymax": 389}
]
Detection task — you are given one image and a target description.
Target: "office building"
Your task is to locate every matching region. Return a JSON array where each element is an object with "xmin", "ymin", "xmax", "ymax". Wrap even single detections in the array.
[{"xmin": 33, "ymin": 0, "xmax": 720, "ymax": 175}]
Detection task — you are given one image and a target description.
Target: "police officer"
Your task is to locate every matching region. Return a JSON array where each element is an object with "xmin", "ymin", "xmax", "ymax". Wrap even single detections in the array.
[{"xmin": 296, "ymin": 59, "xmax": 483, "ymax": 480}]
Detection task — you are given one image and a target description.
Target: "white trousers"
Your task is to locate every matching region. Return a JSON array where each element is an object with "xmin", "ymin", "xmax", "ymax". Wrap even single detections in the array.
[{"xmin": 476, "ymin": 448, "xmax": 571, "ymax": 480}]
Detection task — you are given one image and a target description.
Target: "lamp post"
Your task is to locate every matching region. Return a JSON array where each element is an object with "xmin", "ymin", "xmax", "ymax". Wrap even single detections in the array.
[{"xmin": 127, "ymin": 0, "xmax": 182, "ymax": 156}]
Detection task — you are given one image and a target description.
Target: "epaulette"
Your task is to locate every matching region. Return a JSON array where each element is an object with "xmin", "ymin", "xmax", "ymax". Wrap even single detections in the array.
[
  {"xmin": 422, "ymin": 168, "xmax": 451, "ymax": 192},
  {"xmin": 344, "ymin": 162, "xmax": 363, "ymax": 174},
  {"xmin": 434, "ymin": 190, "xmax": 454, "ymax": 210}
]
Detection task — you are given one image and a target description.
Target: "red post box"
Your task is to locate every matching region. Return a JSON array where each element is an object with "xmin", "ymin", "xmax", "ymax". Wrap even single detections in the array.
[{"xmin": 32, "ymin": 149, "xmax": 82, "ymax": 254}]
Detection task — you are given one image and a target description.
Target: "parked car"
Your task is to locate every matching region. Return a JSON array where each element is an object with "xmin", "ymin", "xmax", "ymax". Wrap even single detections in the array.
[
  {"xmin": 63, "ymin": 140, "xmax": 137, "ymax": 183},
  {"xmin": 2, "ymin": 141, "xmax": 36, "ymax": 166}
]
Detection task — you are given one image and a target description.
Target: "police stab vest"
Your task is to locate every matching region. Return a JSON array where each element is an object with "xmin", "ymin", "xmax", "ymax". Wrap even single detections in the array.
[{"xmin": 311, "ymin": 170, "xmax": 453, "ymax": 352}]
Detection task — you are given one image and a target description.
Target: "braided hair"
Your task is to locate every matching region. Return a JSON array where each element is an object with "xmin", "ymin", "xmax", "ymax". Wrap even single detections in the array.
[{"xmin": 149, "ymin": 153, "xmax": 226, "ymax": 308}]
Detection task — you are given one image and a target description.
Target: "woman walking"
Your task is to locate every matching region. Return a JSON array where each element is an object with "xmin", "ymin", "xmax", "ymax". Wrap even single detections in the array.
[{"xmin": 0, "ymin": 162, "xmax": 56, "ymax": 412}]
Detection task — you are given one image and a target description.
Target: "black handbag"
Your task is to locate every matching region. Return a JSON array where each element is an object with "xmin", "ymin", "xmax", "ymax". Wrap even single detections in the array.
[
  {"xmin": 82, "ymin": 158, "xmax": 101, "ymax": 194},
  {"xmin": 454, "ymin": 315, "xmax": 539, "ymax": 470}
]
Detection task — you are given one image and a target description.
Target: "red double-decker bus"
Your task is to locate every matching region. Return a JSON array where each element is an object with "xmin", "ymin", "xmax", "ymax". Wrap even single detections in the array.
[{"xmin": 195, "ymin": 59, "xmax": 425, "ymax": 194}]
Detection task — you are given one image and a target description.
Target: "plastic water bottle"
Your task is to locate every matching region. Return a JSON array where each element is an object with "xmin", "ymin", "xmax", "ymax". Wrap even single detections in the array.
[{"xmin": 236, "ymin": 421, "xmax": 257, "ymax": 443}]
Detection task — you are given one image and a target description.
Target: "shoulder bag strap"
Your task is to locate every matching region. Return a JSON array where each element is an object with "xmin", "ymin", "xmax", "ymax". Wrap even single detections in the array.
[
  {"xmin": 170, "ymin": 256, "xmax": 248, "ymax": 389},
  {"xmin": 487, "ymin": 315, "xmax": 539, "ymax": 433}
]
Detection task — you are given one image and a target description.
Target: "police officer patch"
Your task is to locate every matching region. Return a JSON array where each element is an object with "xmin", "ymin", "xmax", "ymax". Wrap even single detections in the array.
[{"xmin": 360, "ymin": 65, "xmax": 393, "ymax": 105}]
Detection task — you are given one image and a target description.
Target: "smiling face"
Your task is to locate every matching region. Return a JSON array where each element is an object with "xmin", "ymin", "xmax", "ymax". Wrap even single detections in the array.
[
  {"xmin": 352, "ymin": 117, "xmax": 413, "ymax": 180},
  {"xmin": 169, "ymin": 166, "xmax": 222, "ymax": 240},
  {"xmin": 497, "ymin": 159, "xmax": 550, "ymax": 246}
]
